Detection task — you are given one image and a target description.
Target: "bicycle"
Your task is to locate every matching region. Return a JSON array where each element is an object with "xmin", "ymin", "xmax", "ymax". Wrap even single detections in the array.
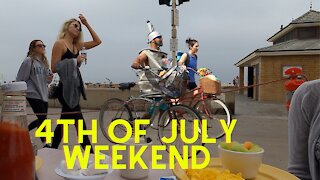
[
  {"xmin": 172, "ymin": 67, "xmax": 232, "ymax": 140},
  {"xmin": 99, "ymin": 66, "xmax": 203, "ymax": 158}
]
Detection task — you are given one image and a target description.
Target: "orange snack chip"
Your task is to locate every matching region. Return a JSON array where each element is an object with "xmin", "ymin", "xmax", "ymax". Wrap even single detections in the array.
[{"xmin": 186, "ymin": 167, "xmax": 244, "ymax": 180}]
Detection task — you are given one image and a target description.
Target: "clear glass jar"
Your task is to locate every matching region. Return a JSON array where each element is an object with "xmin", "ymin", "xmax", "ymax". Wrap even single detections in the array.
[
  {"xmin": 81, "ymin": 46, "xmax": 87, "ymax": 64},
  {"xmin": 0, "ymin": 82, "xmax": 35, "ymax": 180}
]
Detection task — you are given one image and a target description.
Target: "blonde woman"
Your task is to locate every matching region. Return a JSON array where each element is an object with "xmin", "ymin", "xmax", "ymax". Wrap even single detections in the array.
[
  {"xmin": 16, "ymin": 40, "xmax": 52, "ymax": 147},
  {"xmin": 51, "ymin": 14, "xmax": 101, "ymax": 151}
]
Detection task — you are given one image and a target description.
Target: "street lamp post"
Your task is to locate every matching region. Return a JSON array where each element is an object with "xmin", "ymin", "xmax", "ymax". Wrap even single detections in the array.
[
  {"xmin": 171, "ymin": 0, "xmax": 178, "ymax": 66},
  {"xmin": 159, "ymin": 0, "xmax": 190, "ymax": 66}
]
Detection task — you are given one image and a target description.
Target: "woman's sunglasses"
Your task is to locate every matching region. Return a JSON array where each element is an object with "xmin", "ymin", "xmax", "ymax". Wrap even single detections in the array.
[
  {"xmin": 35, "ymin": 44, "xmax": 46, "ymax": 48},
  {"xmin": 73, "ymin": 23, "xmax": 82, "ymax": 31}
]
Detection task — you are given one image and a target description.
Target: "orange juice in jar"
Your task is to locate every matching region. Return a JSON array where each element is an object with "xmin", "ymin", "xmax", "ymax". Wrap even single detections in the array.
[{"xmin": 0, "ymin": 82, "xmax": 35, "ymax": 180}]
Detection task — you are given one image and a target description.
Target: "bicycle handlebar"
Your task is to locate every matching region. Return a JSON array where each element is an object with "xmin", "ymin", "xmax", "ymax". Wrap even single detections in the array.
[
  {"xmin": 186, "ymin": 67, "xmax": 198, "ymax": 74},
  {"xmin": 132, "ymin": 65, "xmax": 183, "ymax": 80},
  {"xmin": 132, "ymin": 67, "xmax": 162, "ymax": 79},
  {"xmin": 186, "ymin": 67, "xmax": 216, "ymax": 77}
]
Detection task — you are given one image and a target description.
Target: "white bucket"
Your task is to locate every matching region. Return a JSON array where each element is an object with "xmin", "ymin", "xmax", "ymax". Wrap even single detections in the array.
[{"xmin": 119, "ymin": 137, "xmax": 152, "ymax": 179}]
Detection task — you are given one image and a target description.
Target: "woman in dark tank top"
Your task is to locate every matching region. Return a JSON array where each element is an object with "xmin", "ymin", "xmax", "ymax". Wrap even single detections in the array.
[
  {"xmin": 50, "ymin": 14, "xmax": 101, "ymax": 152},
  {"xmin": 61, "ymin": 48, "xmax": 79, "ymax": 60}
]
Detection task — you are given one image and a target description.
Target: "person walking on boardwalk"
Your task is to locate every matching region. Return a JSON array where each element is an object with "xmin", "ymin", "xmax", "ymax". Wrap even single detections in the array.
[
  {"xmin": 178, "ymin": 38, "xmax": 199, "ymax": 90},
  {"xmin": 16, "ymin": 40, "xmax": 53, "ymax": 148},
  {"xmin": 50, "ymin": 14, "xmax": 101, "ymax": 151}
]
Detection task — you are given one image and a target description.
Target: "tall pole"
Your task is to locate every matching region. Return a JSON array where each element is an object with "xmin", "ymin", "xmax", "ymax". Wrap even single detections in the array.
[{"xmin": 171, "ymin": 0, "xmax": 178, "ymax": 66}]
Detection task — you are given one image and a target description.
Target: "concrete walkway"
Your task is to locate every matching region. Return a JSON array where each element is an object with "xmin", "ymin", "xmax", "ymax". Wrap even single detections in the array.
[
  {"xmin": 25, "ymin": 93, "xmax": 289, "ymax": 170},
  {"xmin": 233, "ymin": 93, "xmax": 288, "ymax": 170}
]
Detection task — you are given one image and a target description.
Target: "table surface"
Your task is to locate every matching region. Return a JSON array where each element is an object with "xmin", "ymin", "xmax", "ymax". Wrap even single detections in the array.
[
  {"xmin": 37, "ymin": 148, "xmax": 173, "ymax": 180},
  {"xmin": 173, "ymin": 158, "xmax": 299, "ymax": 180},
  {"xmin": 37, "ymin": 148, "xmax": 298, "ymax": 180}
]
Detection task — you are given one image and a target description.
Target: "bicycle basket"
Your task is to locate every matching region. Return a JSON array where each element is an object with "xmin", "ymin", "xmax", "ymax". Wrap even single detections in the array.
[
  {"xmin": 159, "ymin": 66, "xmax": 188, "ymax": 98},
  {"xmin": 200, "ymin": 77, "xmax": 221, "ymax": 95}
]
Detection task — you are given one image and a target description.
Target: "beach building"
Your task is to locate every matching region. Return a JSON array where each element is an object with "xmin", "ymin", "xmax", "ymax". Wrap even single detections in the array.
[{"xmin": 235, "ymin": 10, "xmax": 320, "ymax": 102}]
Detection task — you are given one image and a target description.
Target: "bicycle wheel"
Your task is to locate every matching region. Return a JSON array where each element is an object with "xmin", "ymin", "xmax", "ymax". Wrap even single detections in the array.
[
  {"xmin": 99, "ymin": 98, "xmax": 132, "ymax": 144},
  {"xmin": 158, "ymin": 105, "xmax": 203, "ymax": 159},
  {"xmin": 126, "ymin": 97, "xmax": 159, "ymax": 130},
  {"xmin": 194, "ymin": 98, "xmax": 231, "ymax": 139}
]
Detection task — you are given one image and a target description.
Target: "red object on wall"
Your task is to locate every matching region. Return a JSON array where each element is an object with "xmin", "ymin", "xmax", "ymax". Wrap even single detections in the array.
[
  {"xmin": 284, "ymin": 67, "xmax": 305, "ymax": 91},
  {"xmin": 284, "ymin": 67, "xmax": 306, "ymax": 111}
]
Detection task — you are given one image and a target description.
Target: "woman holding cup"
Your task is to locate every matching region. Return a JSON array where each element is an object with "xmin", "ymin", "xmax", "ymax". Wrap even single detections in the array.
[{"xmin": 50, "ymin": 14, "xmax": 101, "ymax": 151}]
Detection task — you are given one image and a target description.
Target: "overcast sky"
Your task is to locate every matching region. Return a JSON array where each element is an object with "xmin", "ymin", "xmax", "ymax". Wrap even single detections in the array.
[{"xmin": 0, "ymin": 0, "xmax": 319, "ymax": 84}]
